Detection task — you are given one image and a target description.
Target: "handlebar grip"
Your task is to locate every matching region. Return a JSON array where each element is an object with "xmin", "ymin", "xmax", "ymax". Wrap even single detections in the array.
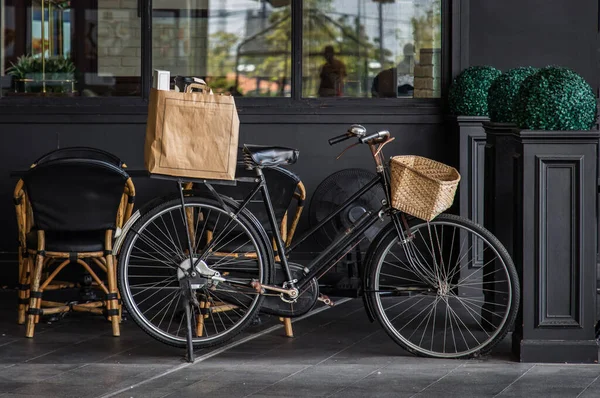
[
  {"xmin": 329, "ymin": 133, "xmax": 351, "ymax": 146},
  {"xmin": 360, "ymin": 130, "xmax": 390, "ymax": 144}
]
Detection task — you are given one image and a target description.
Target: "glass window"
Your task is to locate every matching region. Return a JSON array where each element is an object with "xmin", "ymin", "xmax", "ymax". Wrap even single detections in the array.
[
  {"xmin": 152, "ymin": 0, "xmax": 291, "ymax": 97},
  {"xmin": 302, "ymin": 0, "xmax": 441, "ymax": 98},
  {"xmin": 1, "ymin": 0, "xmax": 142, "ymax": 97}
]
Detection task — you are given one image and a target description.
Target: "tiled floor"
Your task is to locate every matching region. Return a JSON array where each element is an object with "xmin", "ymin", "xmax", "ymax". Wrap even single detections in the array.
[{"xmin": 0, "ymin": 290, "xmax": 599, "ymax": 398}]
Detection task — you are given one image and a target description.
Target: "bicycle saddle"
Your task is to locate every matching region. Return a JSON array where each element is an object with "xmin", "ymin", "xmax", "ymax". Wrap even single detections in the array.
[{"xmin": 243, "ymin": 145, "xmax": 299, "ymax": 167}]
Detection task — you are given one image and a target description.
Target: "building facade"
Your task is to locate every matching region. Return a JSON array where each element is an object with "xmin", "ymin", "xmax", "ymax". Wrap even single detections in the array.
[{"xmin": 0, "ymin": 0, "xmax": 598, "ymax": 286}]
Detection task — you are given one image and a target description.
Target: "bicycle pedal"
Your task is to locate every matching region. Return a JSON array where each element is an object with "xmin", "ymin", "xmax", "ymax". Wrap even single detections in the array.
[{"xmin": 318, "ymin": 294, "xmax": 335, "ymax": 307}]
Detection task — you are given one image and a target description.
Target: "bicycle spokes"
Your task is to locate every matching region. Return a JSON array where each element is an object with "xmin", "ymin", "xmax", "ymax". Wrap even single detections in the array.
[
  {"xmin": 369, "ymin": 215, "xmax": 517, "ymax": 358},
  {"xmin": 119, "ymin": 199, "xmax": 267, "ymax": 348}
]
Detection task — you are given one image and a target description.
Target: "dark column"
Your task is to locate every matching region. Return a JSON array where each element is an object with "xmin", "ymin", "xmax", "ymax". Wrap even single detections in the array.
[
  {"xmin": 483, "ymin": 122, "xmax": 518, "ymax": 329},
  {"xmin": 452, "ymin": 116, "xmax": 488, "ymax": 267},
  {"xmin": 512, "ymin": 130, "xmax": 599, "ymax": 363},
  {"xmin": 483, "ymin": 122, "xmax": 517, "ymax": 257}
]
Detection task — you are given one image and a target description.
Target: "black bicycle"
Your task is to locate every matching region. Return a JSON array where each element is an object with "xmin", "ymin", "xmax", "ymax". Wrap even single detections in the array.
[{"xmin": 116, "ymin": 124, "xmax": 519, "ymax": 360}]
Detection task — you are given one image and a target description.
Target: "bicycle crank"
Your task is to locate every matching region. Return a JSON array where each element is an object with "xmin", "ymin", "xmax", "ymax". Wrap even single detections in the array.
[
  {"xmin": 318, "ymin": 294, "xmax": 335, "ymax": 306},
  {"xmin": 250, "ymin": 281, "xmax": 299, "ymax": 300}
]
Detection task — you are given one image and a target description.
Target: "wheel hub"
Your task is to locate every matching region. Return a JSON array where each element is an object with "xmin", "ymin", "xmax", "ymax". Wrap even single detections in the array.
[
  {"xmin": 438, "ymin": 281, "xmax": 451, "ymax": 296},
  {"xmin": 177, "ymin": 257, "xmax": 220, "ymax": 289}
]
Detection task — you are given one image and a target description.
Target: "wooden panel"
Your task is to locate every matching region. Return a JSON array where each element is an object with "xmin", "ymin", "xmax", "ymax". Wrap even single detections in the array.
[
  {"xmin": 535, "ymin": 155, "xmax": 583, "ymax": 328},
  {"xmin": 457, "ymin": 117, "xmax": 486, "ymax": 269},
  {"xmin": 469, "ymin": 135, "xmax": 486, "ymax": 268}
]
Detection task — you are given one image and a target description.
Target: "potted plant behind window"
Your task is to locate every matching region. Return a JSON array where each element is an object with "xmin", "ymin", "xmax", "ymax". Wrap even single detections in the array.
[
  {"xmin": 43, "ymin": 56, "xmax": 76, "ymax": 94},
  {"xmin": 483, "ymin": 67, "xmax": 538, "ymax": 259},
  {"xmin": 510, "ymin": 66, "xmax": 599, "ymax": 363},
  {"xmin": 7, "ymin": 55, "xmax": 76, "ymax": 95},
  {"xmin": 6, "ymin": 55, "xmax": 35, "ymax": 93},
  {"xmin": 447, "ymin": 65, "xmax": 501, "ymax": 235}
]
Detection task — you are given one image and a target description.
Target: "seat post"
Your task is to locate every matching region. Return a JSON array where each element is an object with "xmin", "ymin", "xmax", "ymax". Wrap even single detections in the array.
[
  {"xmin": 176, "ymin": 179, "xmax": 195, "ymax": 265},
  {"xmin": 255, "ymin": 168, "xmax": 294, "ymax": 283}
]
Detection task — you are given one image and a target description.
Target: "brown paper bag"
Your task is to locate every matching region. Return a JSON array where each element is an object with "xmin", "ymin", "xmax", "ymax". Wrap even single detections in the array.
[{"xmin": 144, "ymin": 84, "xmax": 239, "ymax": 180}]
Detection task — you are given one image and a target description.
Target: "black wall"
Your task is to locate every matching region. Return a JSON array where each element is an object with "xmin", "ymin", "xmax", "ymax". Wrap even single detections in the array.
[
  {"xmin": 0, "ymin": 105, "xmax": 446, "ymax": 285},
  {"xmin": 469, "ymin": 0, "xmax": 599, "ymax": 91}
]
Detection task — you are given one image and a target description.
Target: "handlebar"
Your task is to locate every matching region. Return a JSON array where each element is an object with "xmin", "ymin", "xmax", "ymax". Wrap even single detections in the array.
[
  {"xmin": 328, "ymin": 133, "xmax": 352, "ymax": 146},
  {"xmin": 328, "ymin": 128, "xmax": 390, "ymax": 146},
  {"xmin": 360, "ymin": 130, "xmax": 390, "ymax": 144}
]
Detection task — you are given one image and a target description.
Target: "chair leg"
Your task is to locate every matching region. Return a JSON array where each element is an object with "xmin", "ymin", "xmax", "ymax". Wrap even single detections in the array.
[
  {"xmin": 17, "ymin": 256, "xmax": 31, "ymax": 325},
  {"xmin": 16, "ymin": 250, "xmax": 23, "ymax": 320},
  {"xmin": 280, "ymin": 317, "xmax": 294, "ymax": 338},
  {"xmin": 105, "ymin": 254, "xmax": 120, "ymax": 337},
  {"xmin": 196, "ymin": 301, "xmax": 206, "ymax": 337},
  {"xmin": 25, "ymin": 254, "xmax": 44, "ymax": 338}
]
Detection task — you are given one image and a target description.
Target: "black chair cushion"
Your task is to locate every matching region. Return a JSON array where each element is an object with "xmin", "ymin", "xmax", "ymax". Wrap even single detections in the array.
[
  {"xmin": 243, "ymin": 145, "xmax": 299, "ymax": 167},
  {"xmin": 27, "ymin": 230, "xmax": 107, "ymax": 252},
  {"xmin": 23, "ymin": 158, "xmax": 129, "ymax": 232}
]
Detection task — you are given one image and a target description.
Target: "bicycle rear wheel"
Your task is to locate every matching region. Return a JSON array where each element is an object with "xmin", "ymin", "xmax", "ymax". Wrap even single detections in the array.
[
  {"xmin": 366, "ymin": 214, "xmax": 519, "ymax": 359},
  {"xmin": 118, "ymin": 196, "xmax": 270, "ymax": 349}
]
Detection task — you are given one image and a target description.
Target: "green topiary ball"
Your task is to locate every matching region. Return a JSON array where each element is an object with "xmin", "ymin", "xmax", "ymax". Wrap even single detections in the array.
[
  {"xmin": 515, "ymin": 66, "xmax": 597, "ymax": 130},
  {"xmin": 487, "ymin": 67, "xmax": 538, "ymax": 123},
  {"xmin": 448, "ymin": 65, "xmax": 502, "ymax": 116}
]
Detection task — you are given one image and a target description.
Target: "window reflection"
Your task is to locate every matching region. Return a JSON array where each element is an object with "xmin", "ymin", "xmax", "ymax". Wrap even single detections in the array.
[
  {"xmin": 303, "ymin": 0, "xmax": 441, "ymax": 98},
  {"xmin": 1, "ymin": 0, "xmax": 142, "ymax": 97},
  {"xmin": 0, "ymin": 0, "xmax": 442, "ymax": 100},
  {"xmin": 152, "ymin": 0, "xmax": 292, "ymax": 97}
]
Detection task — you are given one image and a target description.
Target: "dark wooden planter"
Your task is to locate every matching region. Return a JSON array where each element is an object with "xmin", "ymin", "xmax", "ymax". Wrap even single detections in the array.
[
  {"xmin": 448, "ymin": 116, "xmax": 488, "ymax": 267},
  {"xmin": 483, "ymin": 122, "xmax": 518, "ymax": 258},
  {"xmin": 511, "ymin": 129, "xmax": 599, "ymax": 363},
  {"xmin": 455, "ymin": 116, "xmax": 488, "ymax": 228}
]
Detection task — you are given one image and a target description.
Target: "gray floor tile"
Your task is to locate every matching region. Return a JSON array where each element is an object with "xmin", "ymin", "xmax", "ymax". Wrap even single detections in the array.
[
  {"xmin": 164, "ymin": 381, "xmax": 272, "ymax": 398},
  {"xmin": 108, "ymin": 370, "xmax": 217, "ymax": 398},
  {"xmin": 412, "ymin": 362, "xmax": 534, "ymax": 397},
  {"xmin": 256, "ymin": 377, "xmax": 358, "ymax": 397},
  {"xmin": 329, "ymin": 362, "xmax": 461, "ymax": 398},
  {"xmin": 0, "ymin": 342, "xmax": 66, "ymax": 364},
  {"xmin": 0, "ymin": 363, "xmax": 79, "ymax": 383},
  {"xmin": 101, "ymin": 341, "xmax": 188, "ymax": 366},
  {"xmin": 9, "ymin": 365, "xmax": 170, "ymax": 398},
  {"xmin": 1, "ymin": 292, "xmax": 596, "ymax": 398},
  {"xmin": 497, "ymin": 364, "xmax": 600, "ymax": 397},
  {"xmin": 577, "ymin": 374, "xmax": 600, "ymax": 398},
  {"xmin": 5, "ymin": 382, "xmax": 84, "ymax": 398},
  {"xmin": 0, "ymin": 395, "xmax": 48, "ymax": 398},
  {"xmin": 0, "ymin": 381, "xmax": 29, "ymax": 394}
]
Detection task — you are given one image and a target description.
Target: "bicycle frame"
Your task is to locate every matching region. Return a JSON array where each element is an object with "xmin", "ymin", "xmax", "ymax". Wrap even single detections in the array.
[{"xmin": 201, "ymin": 138, "xmax": 408, "ymax": 294}]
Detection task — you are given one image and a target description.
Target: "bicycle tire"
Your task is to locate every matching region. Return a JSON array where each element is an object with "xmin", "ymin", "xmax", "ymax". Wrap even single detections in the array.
[
  {"xmin": 365, "ymin": 213, "xmax": 519, "ymax": 359},
  {"xmin": 118, "ymin": 195, "xmax": 271, "ymax": 349}
]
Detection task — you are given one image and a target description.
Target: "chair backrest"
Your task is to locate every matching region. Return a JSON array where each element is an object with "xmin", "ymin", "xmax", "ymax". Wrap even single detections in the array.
[
  {"xmin": 23, "ymin": 158, "xmax": 129, "ymax": 232},
  {"xmin": 34, "ymin": 147, "xmax": 124, "ymax": 168}
]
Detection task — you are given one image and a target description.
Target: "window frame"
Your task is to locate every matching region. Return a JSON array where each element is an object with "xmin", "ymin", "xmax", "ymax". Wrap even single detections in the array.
[{"xmin": 0, "ymin": 0, "xmax": 451, "ymax": 110}]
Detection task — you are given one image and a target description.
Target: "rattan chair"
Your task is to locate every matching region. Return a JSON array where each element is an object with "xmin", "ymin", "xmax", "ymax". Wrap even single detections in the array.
[
  {"xmin": 15, "ymin": 147, "xmax": 133, "ymax": 325},
  {"xmin": 186, "ymin": 164, "xmax": 306, "ymax": 338},
  {"xmin": 19, "ymin": 155, "xmax": 135, "ymax": 337}
]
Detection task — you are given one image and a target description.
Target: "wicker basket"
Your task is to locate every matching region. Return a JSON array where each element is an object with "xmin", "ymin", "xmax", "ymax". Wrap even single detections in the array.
[{"xmin": 389, "ymin": 156, "xmax": 461, "ymax": 221}]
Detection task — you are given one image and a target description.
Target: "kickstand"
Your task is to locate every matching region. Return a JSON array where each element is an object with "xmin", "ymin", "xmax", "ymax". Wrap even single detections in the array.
[{"xmin": 184, "ymin": 302, "xmax": 195, "ymax": 363}]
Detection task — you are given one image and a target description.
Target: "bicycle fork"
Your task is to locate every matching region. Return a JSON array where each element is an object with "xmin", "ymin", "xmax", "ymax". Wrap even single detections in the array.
[{"xmin": 391, "ymin": 212, "xmax": 441, "ymax": 289}]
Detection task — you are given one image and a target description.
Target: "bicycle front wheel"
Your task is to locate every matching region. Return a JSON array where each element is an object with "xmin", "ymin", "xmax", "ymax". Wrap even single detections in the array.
[
  {"xmin": 366, "ymin": 214, "xmax": 519, "ymax": 359},
  {"xmin": 118, "ymin": 196, "xmax": 270, "ymax": 349}
]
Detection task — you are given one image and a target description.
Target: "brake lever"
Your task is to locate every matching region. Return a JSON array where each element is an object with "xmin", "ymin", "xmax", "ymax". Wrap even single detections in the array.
[
  {"xmin": 374, "ymin": 137, "xmax": 395, "ymax": 157},
  {"xmin": 335, "ymin": 142, "xmax": 360, "ymax": 160}
]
